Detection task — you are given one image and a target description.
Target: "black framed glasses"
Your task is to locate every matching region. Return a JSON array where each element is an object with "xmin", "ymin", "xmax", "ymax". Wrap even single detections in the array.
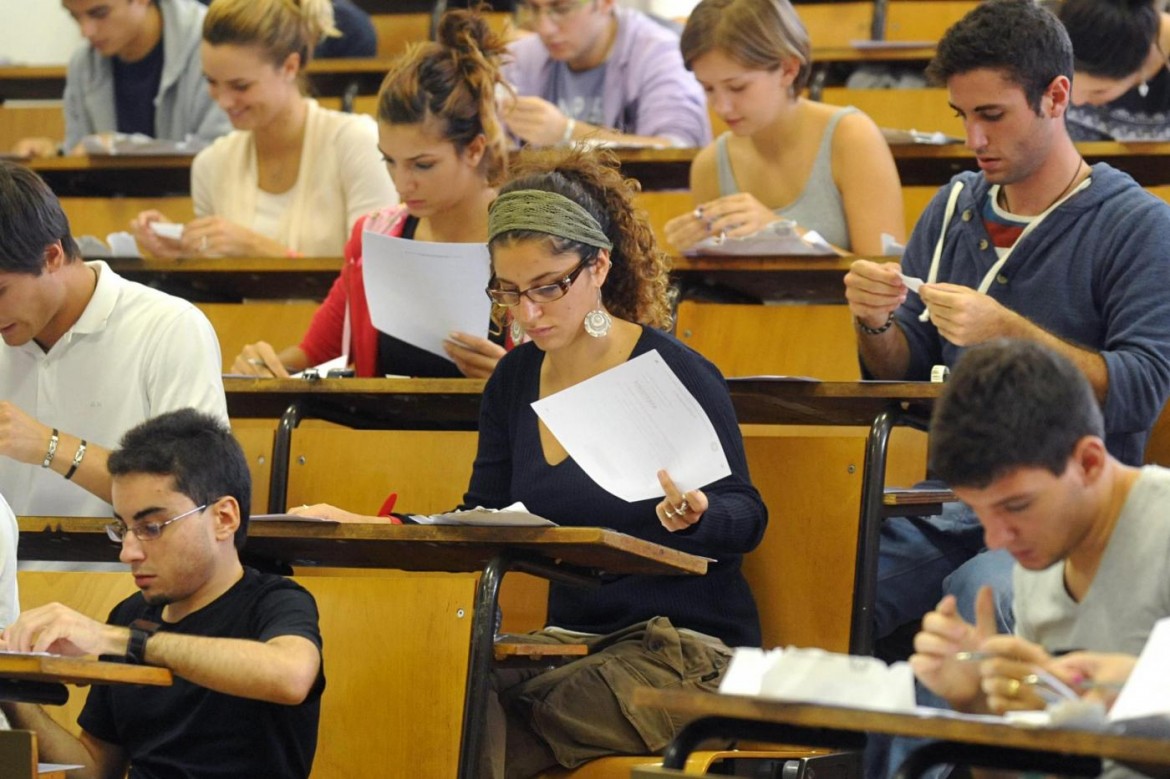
[
  {"xmin": 486, "ymin": 258, "xmax": 590, "ymax": 307},
  {"xmin": 106, "ymin": 503, "xmax": 208, "ymax": 543}
]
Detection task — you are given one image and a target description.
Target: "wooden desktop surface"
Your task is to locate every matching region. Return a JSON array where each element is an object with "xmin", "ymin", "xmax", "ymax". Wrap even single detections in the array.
[
  {"xmin": 21, "ymin": 141, "xmax": 1170, "ymax": 195},
  {"xmin": 224, "ymin": 376, "xmax": 485, "ymax": 428},
  {"xmin": 728, "ymin": 379, "xmax": 941, "ymax": 427},
  {"xmin": 0, "ymin": 653, "xmax": 171, "ymax": 689},
  {"xmin": 99, "ymin": 253, "xmax": 866, "ymax": 304},
  {"xmin": 632, "ymin": 688, "xmax": 1170, "ymax": 767},
  {"xmin": 17, "ymin": 517, "xmax": 708, "ymax": 577}
]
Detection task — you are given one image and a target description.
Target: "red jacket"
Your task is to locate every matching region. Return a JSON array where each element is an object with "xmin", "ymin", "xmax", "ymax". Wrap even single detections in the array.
[{"xmin": 299, "ymin": 207, "xmax": 409, "ymax": 378}]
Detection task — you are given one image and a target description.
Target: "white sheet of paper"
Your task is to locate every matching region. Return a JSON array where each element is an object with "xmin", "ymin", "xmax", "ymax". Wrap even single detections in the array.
[
  {"xmin": 684, "ymin": 219, "xmax": 837, "ymax": 257},
  {"xmin": 361, "ymin": 231, "xmax": 492, "ymax": 360},
  {"xmin": 1109, "ymin": 616, "xmax": 1170, "ymax": 723},
  {"xmin": 900, "ymin": 273, "xmax": 924, "ymax": 293},
  {"xmin": 531, "ymin": 350, "xmax": 731, "ymax": 502},
  {"xmin": 719, "ymin": 646, "xmax": 917, "ymax": 713},
  {"xmin": 149, "ymin": 222, "xmax": 184, "ymax": 240},
  {"xmin": 413, "ymin": 502, "xmax": 557, "ymax": 527}
]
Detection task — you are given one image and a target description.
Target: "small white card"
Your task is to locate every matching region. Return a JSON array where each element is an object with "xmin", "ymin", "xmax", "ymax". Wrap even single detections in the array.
[
  {"xmin": 149, "ymin": 222, "xmax": 184, "ymax": 240},
  {"xmin": 900, "ymin": 273, "xmax": 924, "ymax": 293}
]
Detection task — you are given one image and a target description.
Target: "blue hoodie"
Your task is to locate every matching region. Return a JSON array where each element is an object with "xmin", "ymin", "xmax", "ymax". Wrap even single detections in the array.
[{"xmin": 890, "ymin": 163, "xmax": 1170, "ymax": 465}]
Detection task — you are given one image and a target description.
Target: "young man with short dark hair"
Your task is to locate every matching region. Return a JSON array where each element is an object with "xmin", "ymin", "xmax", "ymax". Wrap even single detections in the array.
[
  {"xmin": 913, "ymin": 341, "xmax": 1170, "ymax": 741},
  {"xmin": 0, "ymin": 160, "xmax": 226, "ymax": 519},
  {"xmin": 1, "ymin": 408, "xmax": 325, "ymax": 779},
  {"xmin": 843, "ymin": 0, "xmax": 1170, "ymax": 650},
  {"xmin": 15, "ymin": 0, "xmax": 229, "ymax": 157}
]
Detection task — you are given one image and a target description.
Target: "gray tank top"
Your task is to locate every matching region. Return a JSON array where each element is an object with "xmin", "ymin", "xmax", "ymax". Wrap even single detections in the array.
[{"xmin": 715, "ymin": 106, "xmax": 856, "ymax": 250}]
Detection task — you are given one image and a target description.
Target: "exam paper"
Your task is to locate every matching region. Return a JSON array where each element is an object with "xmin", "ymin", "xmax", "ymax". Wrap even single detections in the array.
[
  {"xmin": 531, "ymin": 350, "xmax": 731, "ymax": 502},
  {"xmin": 684, "ymin": 220, "xmax": 837, "ymax": 257},
  {"xmin": 361, "ymin": 231, "xmax": 492, "ymax": 360},
  {"xmin": 413, "ymin": 502, "xmax": 557, "ymax": 526},
  {"xmin": 1109, "ymin": 616, "xmax": 1170, "ymax": 728}
]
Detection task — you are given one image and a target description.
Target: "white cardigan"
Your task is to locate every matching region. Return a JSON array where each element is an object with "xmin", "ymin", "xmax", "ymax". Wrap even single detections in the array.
[{"xmin": 191, "ymin": 99, "xmax": 397, "ymax": 256}]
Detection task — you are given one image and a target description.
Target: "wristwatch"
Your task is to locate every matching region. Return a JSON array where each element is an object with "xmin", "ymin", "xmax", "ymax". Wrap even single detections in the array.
[{"xmin": 124, "ymin": 619, "xmax": 160, "ymax": 665}]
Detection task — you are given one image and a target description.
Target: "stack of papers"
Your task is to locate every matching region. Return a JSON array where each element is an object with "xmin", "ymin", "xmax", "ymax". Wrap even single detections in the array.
[
  {"xmin": 684, "ymin": 220, "xmax": 837, "ymax": 257},
  {"xmin": 81, "ymin": 132, "xmax": 205, "ymax": 156},
  {"xmin": 77, "ymin": 232, "xmax": 140, "ymax": 258},
  {"xmin": 410, "ymin": 502, "xmax": 556, "ymax": 526}
]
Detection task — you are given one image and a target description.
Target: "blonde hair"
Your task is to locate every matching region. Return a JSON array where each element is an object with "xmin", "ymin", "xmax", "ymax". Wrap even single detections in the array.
[
  {"xmin": 489, "ymin": 148, "xmax": 673, "ymax": 332},
  {"xmin": 681, "ymin": 0, "xmax": 812, "ymax": 94},
  {"xmin": 377, "ymin": 8, "xmax": 509, "ymax": 184},
  {"xmin": 203, "ymin": 0, "xmax": 339, "ymax": 70}
]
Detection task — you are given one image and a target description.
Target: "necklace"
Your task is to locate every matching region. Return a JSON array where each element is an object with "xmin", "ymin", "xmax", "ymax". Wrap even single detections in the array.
[{"xmin": 1000, "ymin": 158, "xmax": 1087, "ymax": 215}]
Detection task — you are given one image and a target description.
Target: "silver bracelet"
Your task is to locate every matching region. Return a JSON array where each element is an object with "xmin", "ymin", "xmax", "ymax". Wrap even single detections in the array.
[
  {"xmin": 42, "ymin": 428, "xmax": 60, "ymax": 469},
  {"xmin": 65, "ymin": 439, "xmax": 87, "ymax": 481},
  {"xmin": 561, "ymin": 117, "xmax": 576, "ymax": 145},
  {"xmin": 856, "ymin": 312, "xmax": 897, "ymax": 336}
]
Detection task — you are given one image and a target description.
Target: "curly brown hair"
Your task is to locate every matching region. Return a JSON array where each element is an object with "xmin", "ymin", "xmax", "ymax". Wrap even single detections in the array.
[
  {"xmin": 377, "ymin": 7, "xmax": 509, "ymax": 183},
  {"xmin": 489, "ymin": 147, "xmax": 673, "ymax": 330}
]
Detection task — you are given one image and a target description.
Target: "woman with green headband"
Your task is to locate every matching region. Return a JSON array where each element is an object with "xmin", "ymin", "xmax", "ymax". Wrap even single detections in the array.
[
  {"xmin": 468, "ymin": 149, "xmax": 768, "ymax": 777},
  {"xmin": 291, "ymin": 149, "xmax": 768, "ymax": 774}
]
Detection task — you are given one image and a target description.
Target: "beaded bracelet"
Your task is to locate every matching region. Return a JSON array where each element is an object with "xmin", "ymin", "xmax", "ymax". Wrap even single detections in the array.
[{"xmin": 855, "ymin": 312, "xmax": 897, "ymax": 336}]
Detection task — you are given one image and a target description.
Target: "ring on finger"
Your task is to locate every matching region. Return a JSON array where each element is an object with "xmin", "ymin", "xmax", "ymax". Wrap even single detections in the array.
[
  {"xmin": 1006, "ymin": 678, "xmax": 1021, "ymax": 697},
  {"xmin": 677, "ymin": 499, "xmax": 689, "ymax": 514},
  {"xmin": 663, "ymin": 506, "xmax": 676, "ymax": 519}
]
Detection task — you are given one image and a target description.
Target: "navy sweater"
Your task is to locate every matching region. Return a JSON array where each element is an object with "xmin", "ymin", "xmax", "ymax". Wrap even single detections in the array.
[{"xmin": 462, "ymin": 326, "xmax": 767, "ymax": 647}]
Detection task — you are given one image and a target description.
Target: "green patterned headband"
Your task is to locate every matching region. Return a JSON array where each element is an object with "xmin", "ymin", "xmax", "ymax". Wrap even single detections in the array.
[{"xmin": 487, "ymin": 190, "xmax": 613, "ymax": 250}]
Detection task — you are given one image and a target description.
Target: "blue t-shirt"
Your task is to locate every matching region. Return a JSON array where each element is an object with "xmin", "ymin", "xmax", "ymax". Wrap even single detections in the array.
[
  {"xmin": 113, "ymin": 38, "xmax": 164, "ymax": 137},
  {"xmin": 548, "ymin": 61, "xmax": 607, "ymax": 127}
]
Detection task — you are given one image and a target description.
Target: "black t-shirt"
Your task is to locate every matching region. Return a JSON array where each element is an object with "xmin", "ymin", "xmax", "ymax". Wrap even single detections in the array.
[
  {"xmin": 374, "ymin": 215, "xmax": 506, "ymax": 378},
  {"xmin": 113, "ymin": 38, "xmax": 164, "ymax": 137},
  {"xmin": 78, "ymin": 568, "xmax": 325, "ymax": 779}
]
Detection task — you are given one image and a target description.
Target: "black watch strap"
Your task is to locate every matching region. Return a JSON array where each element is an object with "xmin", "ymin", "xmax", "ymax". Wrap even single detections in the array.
[{"xmin": 124, "ymin": 619, "xmax": 160, "ymax": 665}]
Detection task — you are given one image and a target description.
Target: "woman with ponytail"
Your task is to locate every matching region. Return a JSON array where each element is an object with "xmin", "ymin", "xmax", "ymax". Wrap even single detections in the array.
[
  {"xmin": 232, "ymin": 8, "xmax": 512, "ymax": 378},
  {"xmin": 1060, "ymin": 0, "xmax": 1170, "ymax": 140},
  {"xmin": 132, "ymin": 0, "xmax": 396, "ymax": 258}
]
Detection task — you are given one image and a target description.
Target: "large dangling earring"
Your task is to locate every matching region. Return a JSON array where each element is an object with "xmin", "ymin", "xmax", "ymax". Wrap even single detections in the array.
[
  {"xmin": 510, "ymin": 318, "xmax": 524, "ymax": 345},
  {"xmin": 583, "ymin": 291, "xmax": 612, "ymax": 338}
]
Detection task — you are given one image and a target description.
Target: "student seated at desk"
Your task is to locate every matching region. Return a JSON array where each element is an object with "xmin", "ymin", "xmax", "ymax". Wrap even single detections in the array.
[
  {"xmin": 0, "ymin": 409, "xmax": 325, "ymax": 779},
  {"xmin": 843, "ymin": 0, "xmax": 1170, "ymax": 665},
  {"xmin": 500, "ymin": 0, "xmax": 711, "ymax": 148},
  {"xmin": 663, "ymin": 0, "xmax": 904, "ymax": 256},
  {"xmin": 0, "ymin": 161, "xmax": 226, "ymax": 522},
  {"xmin": 12, "ymin": 0, "xmax": 231, "ymax": 159},
  {"xmin": 297, "ymin": 149, "xmax": 769, "ymax": 778},
  {"xmin": 1060, "ymin": 0, "xmax": 1170, "ymax": 141},
  {"xmin": 909, "ymin": 340, "xmax": 1170, "ymax": 779},
  {"xmin": 231, "ymin": 8, "xmax": 509, "ymax": 379},
  {"xmin": 131, "ymin": 0, "xmax": 396, "ymax": 259}
]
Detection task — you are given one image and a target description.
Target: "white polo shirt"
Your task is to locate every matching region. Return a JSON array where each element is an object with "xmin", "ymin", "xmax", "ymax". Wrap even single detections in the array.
[{"xmin": 0, "ymin": 261, "xmax": 227, "ymax": 518}]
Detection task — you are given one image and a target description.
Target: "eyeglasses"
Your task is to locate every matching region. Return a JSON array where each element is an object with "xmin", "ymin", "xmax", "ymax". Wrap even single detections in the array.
[
  {"xmin": 516, "ymin": 0, "xmax": 593, "ymax": 26},
  {"xmin": 106, "ymin": 503, "xmax": 208, "ymax": 543},
  {"xmin": 486, "ymin": 258, "xmax": 590, "ymax": 307}
]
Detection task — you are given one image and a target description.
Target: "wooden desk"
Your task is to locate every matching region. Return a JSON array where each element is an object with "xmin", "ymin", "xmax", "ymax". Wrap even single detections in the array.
[
  {"xmin": 28, "ymin": 155, "xmax": 192, "ymax": 197},
  {"xmin": 94, "ymin": 253, "xmax": 863, "ymax": 305},
  {"xmin": 0, "ymin": 652, "xmax": 171, "ymax": 707},
  {"xmin": 728, "ymin": 379, "xmax": 942, "ymax": 655},
  {"xmin": 631, "ymin": 688, "xmax": 1170, "ymax": 778},
  {"xmin": 105, "ymin": 256, "xmax": 343, "ymax": 302},
  {"xmin": 671, "ymin": 254, "xmax": 897, "ymax": 304},
  {"xmin": 18, "ymin": 517, "xmax": 706, "ymax": 779},
  {"xmin": 225, "ymin": 377, "xmax": 484, "ymax": 513}
]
